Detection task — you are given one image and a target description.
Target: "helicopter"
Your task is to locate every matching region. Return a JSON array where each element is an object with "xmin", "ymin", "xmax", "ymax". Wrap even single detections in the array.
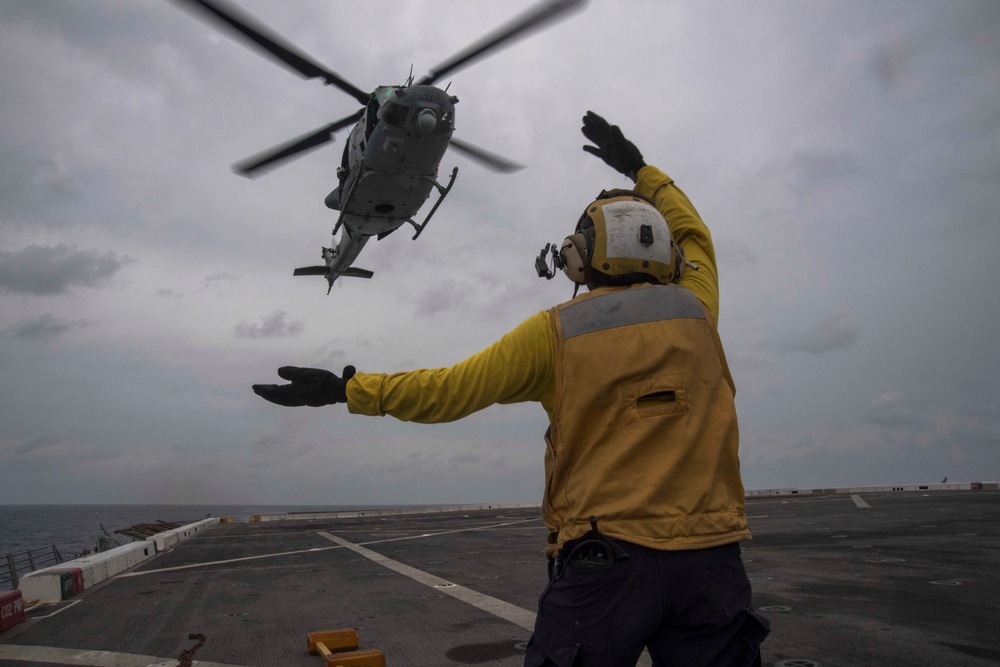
[{"xmin": 175, "ymin": 0, "xmax": 586, "ymax": 291}]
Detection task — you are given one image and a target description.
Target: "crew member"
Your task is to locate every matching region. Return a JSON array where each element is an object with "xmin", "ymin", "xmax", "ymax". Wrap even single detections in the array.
[{"xmin": 253, "ymin": 111, "xmax": 769, "ymax": 666}]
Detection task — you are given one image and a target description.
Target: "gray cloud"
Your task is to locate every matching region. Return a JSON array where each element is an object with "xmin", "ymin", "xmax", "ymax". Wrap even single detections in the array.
[
  {"xmin": 763, "ymin": 312, "xmax": 859, "ymax": 355},
  {"xmin": 715, "ymin": 238, "xmax": 759, "ymax": 269},
  {"xmin": 952, "ymin": 383, "xmax": 999, "ymax": 420},
  {"xmin": 415, "ymin": 281, "xmax": 473, "ymax": 318},
  {"xmin": 862, "ymin": 391, "xmax": 933, "ymax": 429},
  {"xmin": 943, "ymin": 418, "xmax": 1000, "ymax": 454},
  {"xmin": 155, "ymin": 273, "xmax": 241, "ymax": 299},
  {"xmin": 0, "ymin": 148, "xmax": 81, "ymax": 226},
  {"xmin": 202, "ymin": 272, "xmax": 239, "ymax": 289},
  {"xmin": 0, "ymin": 245, "xmax": 133, "ymax": 295},
  {"xmin": 5, "ymin": 313, "xmax": 88, "ymax": 341},
  {"xmin": 13, "ymin": 434, "xmax": 61, "ymax": 456},
  {"xmin": 762, "ymin": 149, "xmax": 859, "ymax": 194},
  {"xmin": 1, "ymin": 2, "xmax": 999, "ymax": 503},
  {"xmin": 234, "ymin": 310, "xmax": 304, "ymax": 339},
  {"xmin": 0, "ymin": 2, "xmax": 163, "ymax": 82}
]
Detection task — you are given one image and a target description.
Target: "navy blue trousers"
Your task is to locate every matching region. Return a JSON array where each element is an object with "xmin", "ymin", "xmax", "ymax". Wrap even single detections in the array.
[{"xmin": 524, "ymin": 539, "xmax": 769, "ymax": 667}]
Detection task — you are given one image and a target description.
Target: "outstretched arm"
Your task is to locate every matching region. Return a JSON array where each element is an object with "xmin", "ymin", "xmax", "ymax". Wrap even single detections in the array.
[
  {"xmin": 347, "ymin": 311, "xmax": 556, "ymax": 423},
  {"xmin": 580, "ymin": 111, "xmax": 720, "ymax": 321},
  {"xmin": 253, "ymin": 311, "xmax": 557, "ymax": 422},
  {"xmin": 634, "ymin": 166, "xmax": 720, "ymax": 321}
]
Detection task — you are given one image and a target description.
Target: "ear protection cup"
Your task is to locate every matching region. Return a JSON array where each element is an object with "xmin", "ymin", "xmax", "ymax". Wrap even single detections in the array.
[{"xmin": 560, "ymin": 231, "xmax": 590, "ymax": 284}]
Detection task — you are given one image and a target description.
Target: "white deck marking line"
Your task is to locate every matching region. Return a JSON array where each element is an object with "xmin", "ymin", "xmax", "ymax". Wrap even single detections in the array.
[
  {"xmin": 354, "ymin": 517, "xmax": 540, "ymax": 548},
  {"xmin": 120, "ymin": 545, "xmax": 341, "ymax": 577},
  {"xmin": 121, "ymin": 519, "xmax": 539, "ymax": 578},
  {"xmin": 0, "ymin": 644, "xmax": 244, "ymax": 667},
  {"xmin": 24, "ymin": 598, "xmax": 82, "ymax": 620},
  {"xmin": 851, "ymin": 494, "xmax": 872, "ymax": 509},
  {"xmin": 317, "ymin": 531, "xmax": 537, "ymax": 631}
]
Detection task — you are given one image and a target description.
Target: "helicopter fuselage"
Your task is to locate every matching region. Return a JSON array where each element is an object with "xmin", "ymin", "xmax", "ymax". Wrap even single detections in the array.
[
  {"xmin": 337, "ymin": 85, "xmax": 456, "ymax": 235},
  {"xmin": 309, "ymin": 85, "xmax": 461, "ymax": 286}
]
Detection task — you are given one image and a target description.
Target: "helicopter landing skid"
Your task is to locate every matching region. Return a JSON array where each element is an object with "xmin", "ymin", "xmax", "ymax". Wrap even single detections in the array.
[{"xmin": 408, "ymin": 167, "xmax": 458, "ymax": 240}]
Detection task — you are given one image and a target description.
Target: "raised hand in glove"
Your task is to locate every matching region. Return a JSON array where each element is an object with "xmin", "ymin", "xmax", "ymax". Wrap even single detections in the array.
[
  {"xmin": 581, "ymin": 111, "xmax": 645, "ymax": 182},
  {"xmin": 252, "ymin": 365, "xmax": 356, "ymax": 407}
]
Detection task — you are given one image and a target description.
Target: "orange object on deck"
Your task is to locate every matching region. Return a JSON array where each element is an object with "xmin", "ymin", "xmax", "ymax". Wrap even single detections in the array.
[{"xmin": 307, "ymin": 628, "xmax": 385, "ymax": 667}]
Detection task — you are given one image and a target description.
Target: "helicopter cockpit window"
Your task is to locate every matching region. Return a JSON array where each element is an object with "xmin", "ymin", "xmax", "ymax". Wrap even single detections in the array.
[{"xmin": 379, "ymin": 101, "xmax": 409, "ymax": 128}]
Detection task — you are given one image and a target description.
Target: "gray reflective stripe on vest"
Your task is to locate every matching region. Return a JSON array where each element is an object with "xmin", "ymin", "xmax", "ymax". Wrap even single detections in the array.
[{"xmin": 559, "ymin": 285, "xmax": 706, "ymax": 339}]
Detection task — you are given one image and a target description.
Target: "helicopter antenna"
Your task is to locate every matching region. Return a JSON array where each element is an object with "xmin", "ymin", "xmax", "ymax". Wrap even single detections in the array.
[{"xmin": 405, "ymin": 65, "xmax": 414, "ymax": 87}]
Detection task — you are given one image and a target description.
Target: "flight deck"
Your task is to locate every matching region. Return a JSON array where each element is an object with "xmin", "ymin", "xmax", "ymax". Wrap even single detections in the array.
[{"xmin": 1, "ymin": 489, "xmax": 997, "ymax": 666}]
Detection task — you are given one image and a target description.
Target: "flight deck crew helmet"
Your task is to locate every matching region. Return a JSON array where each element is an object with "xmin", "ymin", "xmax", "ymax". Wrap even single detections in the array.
[{"xmin": 560, "ymin": 189, "xmax": 682, "ymax": 287}]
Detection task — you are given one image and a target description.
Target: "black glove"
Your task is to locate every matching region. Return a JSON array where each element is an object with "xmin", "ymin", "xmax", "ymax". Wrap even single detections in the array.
[
  {"xmin": 581, "ymin": 111, "xmax": 645, "ymax": 181},
  {"xmin": 252, "ymin": 365, "xmax": 356, "ymax": 407}
]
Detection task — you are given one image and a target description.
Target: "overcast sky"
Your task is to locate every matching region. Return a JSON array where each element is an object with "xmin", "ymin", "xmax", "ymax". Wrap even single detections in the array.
[{"xmin": 1, "ymin": 1, "xmax": 997, "ymax": 506}]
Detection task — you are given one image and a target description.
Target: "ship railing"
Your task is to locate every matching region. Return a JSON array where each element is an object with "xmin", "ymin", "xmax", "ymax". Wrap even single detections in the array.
[{"xmin": 1, "ymin": 545, "xmax": 64, "ymax": 591}]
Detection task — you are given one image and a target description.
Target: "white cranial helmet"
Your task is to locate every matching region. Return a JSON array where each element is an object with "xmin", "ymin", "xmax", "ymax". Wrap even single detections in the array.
[{"xmin": 560, "ymin": 189, "xmax": 681, "ymax": 286}]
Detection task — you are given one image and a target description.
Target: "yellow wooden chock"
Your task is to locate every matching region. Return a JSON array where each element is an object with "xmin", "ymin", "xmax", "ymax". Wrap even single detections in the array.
[{"xmin": 307, "ymin": 628, "xmax": 385, "ymax": 667}]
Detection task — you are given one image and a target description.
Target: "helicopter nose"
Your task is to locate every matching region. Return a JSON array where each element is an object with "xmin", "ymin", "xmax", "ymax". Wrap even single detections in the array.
[{"xmin": 416, "ymin": 108, "xmax": 437, "ymax": 133}]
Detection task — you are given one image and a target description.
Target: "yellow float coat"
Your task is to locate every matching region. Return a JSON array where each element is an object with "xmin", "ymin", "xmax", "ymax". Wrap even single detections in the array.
[{"xmin": 348, "ymin": 165, "xmax": 750, "ymax": 554}]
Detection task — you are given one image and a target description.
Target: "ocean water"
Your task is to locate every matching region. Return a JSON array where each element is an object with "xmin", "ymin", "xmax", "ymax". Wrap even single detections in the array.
[{"xmin": 0, "ymin": 503, "xmax": 380, "ymax": 561}]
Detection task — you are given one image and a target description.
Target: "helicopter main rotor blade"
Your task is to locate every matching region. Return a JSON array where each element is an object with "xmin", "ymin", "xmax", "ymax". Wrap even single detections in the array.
[
  {"xmin": 417, "ymin": 0, "xmax": 586, "ymax": 86},
  {"xmin": 233, "ymin": 110, "xmax": 364, "ymax": 177},
  {"xmin": 175, "ymin": 0, "xmax": 370, "ymax": 106},
  {"xmin": 449, "ymin": 138, "xmax": 524, "ymax": 173}
]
